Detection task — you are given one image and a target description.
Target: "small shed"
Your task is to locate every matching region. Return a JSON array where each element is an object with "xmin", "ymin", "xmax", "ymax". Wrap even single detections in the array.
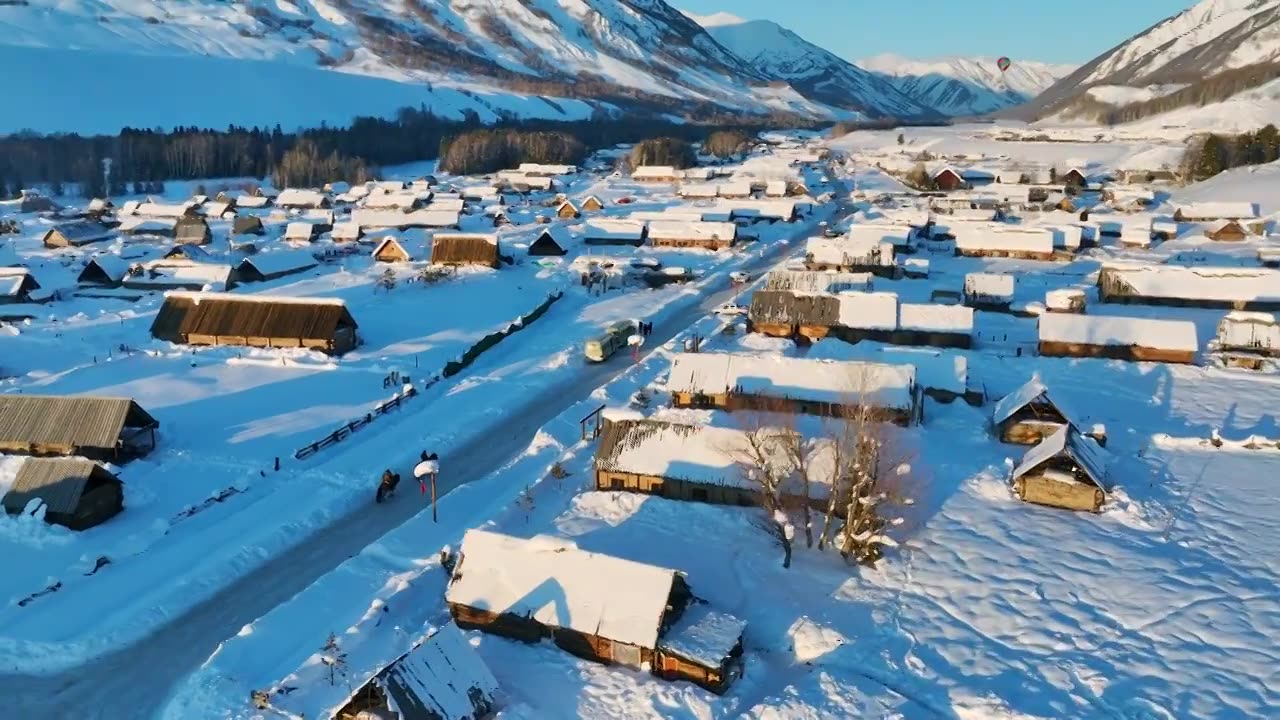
[
  {"xmin": 556, "ymin": 201, "xmax": 580, "ymax": 219},
  {"xmin": 372, "ymin": 236, "xmax": 414, "ymax": 263},
  {"xmin": 1045, "ymin": 288, "xmax": 1086, "ymax": 313},
  {"xmin": 330, "ymin": 222, "xmax": 364, "ymax": 243},
  {"xmin": 330, "ymin": 622, "xmax": 499, "ymax": 720},
  {"xmin": 174, "ymin": 217, "xmax": 212, "ymax": 246},
  {"xmin": 0, "ymin": 395, "xmax": 158, "ymax": 461},
  {"xmin": 529, "ymin": 227, "xmax": 570, "ymax": 257},
  {"xmin": 932, "ymin": 167, "xmax": 965, "ymax": 191},
  {"xmin": 1012, "ymin": 425, "xmax": 1109, "ymax": 513},
  {"xmin": 963, "ymin": 273, "xmax": 1015, "ymax": 310},
  {"xmin": 42, "ymin": 220, "xmax": 114, "ymax": 248},
  {"xmin": 991, "ymin": 376, "xmax": 1070, "ymax": 444},
  {"xmin": 1061, "ymin": 168, "xmax": 1087, "ymax": 188},
  {"xmin": 78, "ymin": 255, "xmax": 131, "ymax": 287},
  {"xmin": 2, "ymin": 458, "xmax": 123, "ymax": 531},
  {"xmin": 236, "ymin": 250, "xmax": 319, "ymax": 283},
  {"xmin": 232, "ymin": 215, "xmax": 265, "ymax": 236},
  {"xmin": 430, "ymin": 234, "xmax": 500, "ymax": 268},
  {"xmin": 581, "ymin": 195, "xmax": 605, "ymax": 212},
  {"xmin": 0, "ymin": 268, "xmax": 41, "ymax": 304},
  {"xmin": 150, "ymin": 292, "xmax": 359, "ymax": 355},
  {"xmin": 275, "ymin": 189, "xmax": 332, "ymax": 210}
]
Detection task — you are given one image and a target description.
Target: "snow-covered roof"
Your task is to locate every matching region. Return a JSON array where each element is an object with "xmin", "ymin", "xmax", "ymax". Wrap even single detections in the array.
[
  {"xmin": 765, "ymin": 179, "xmax": 788, "ymax": 196},
  {"xmin": 953, "ymin": 225, "xmax": 1054, "ymax": 254},
  {"xmin": 447, "ymin": 529, "xmax": 678, "ymax": 650},
  {"xmin": 992, "ymin": 376, "xmax": 1054, "ymax": 426},
  {"xmin": 238, "ymin": 249, "xmax": 317, "ymax": 276},
  {"xmin": 119, "ymin": 216, "xmax": 177, "ymax": 233},
  {"xmin": 0, "ymin": 268, "xmax": 34, "ymax": 297},
  {"xmin": 632, "ymin": 165, "xmax": 679, "ymax": 179},
  {"xmin": 584, "ymin": 219, "xmax": 646, "ymax": 241},
  {"xmin": 428, "ymin": 198, "xmax": 466, "ymax": 213},
  {"xmin": 1216, "ymin": 311, "xmax": 1280, "ymax": 351},
  {"xmin": 1039, "ymin": 313, "xmax": 1198, "ymax": 352},
  {"xmin": 202, "ymin": 200, "xmax": 234, "ymax": 218},
  {"xmin": 899, "ymin": 303, "xmax": 974, "ymax": 333},
  {"xmin": 125, "ymin": 262, "xmax": 234, "ymax": 291},
  {"xmin": 1174, "ymin": 202, "xmax": 1259, "ymax": 221},
  {"xmin": 712, "ymin": 199, "xmax": 797, "ymax": 220},
  {"xmin": 284, "ymin": 222, "xmax": 320, "ymax": 240},
  {"xmin": 80, "ymin": 255, "xmax": 131, "ymax": 283},
  {"xmin": 666, "ymin": 352, "xmax": 916, "ymax": 411},
  {"xmin": 1012, "ymin": 425, "xmax": 1109, "ymax": 491},
  {"xmin": 518, "ymin": 162, "xmax": 576, "ymax": 176},
  {"xmin": 351, "ymin": 209, "xmax": 459, "ymax": 229},
  {"xmin": 235, "ymin": 195, "xmax": 270, "ymax": 209},
  {"xmin": 678, "ymin": 183, "xmax": 719, "ymax": 198},
  {"xmin": 964, "ymin": 272, "xmax": 1016, "ymax": 299},
  {"xmin": 275, "ymin": 189, "xmax": 328, "ymax": 207},
  {"xmin": 330, "ymin": 222, "xmax": 362, "ymax": 240},
  {"xmin": 836, "ymin": 291, "xmax": 899, "ymax": 330},
  {"xmin": 647, "ymin": 220, "xmax": 737, "ymax": 242},
  {"xmin": 806, "ymin": 236, "xmax": 891, "ymax": 267},
  {"xmin": 462, "ymin": 186, "xmax": 499, "ymax": 200},
  {"xmin": 717, "ymin": 180, "xmax": 752, "ymax": 197},
  {"xmin": 433, "ymin": 232, "xmax": 498, "ymax": 246},
  {"xmin": 361, "ymin": 192, "xmax": 428, "ymax": 209},
  {"xmin": 763, "ymin": 270, "xmax": 872, "ymax": 294},
  {"xmin": 682, "ymin": 167, "xmax": 716, "ymax": 180},
  {"xmin": 807, "ymin": 342, "xmax": 967, "ymax": 395},
  {"xmin": 133, "ymin": 201, "xmax": 194, "ymax": 218},
  {"xmin": 504, "ymin": 175, "xmax": 554, "ymax": 191},
  {"xmin": 1102, "ymin": 265, "xmax": 1280, "ymax": 304},
  {"xmin": 657, "ymin": 603, "xmax": 746, "ymax": 668},
  {"xmin": 1045, "ymin": 288, "xmax": 1086, "ymax": 310},
  {"xmin": 844, "ymin": 224, "xmax": 912, "ymax": 246},
  {"xmin": 164, "ymin": 290, "xmax": 348, "ymax": 306}
]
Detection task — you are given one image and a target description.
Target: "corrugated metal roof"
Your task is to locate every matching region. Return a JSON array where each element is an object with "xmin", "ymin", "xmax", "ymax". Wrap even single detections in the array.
[
  {"xmin": 3, "ymin": 457, "xmax": 117, "ymax": 515},
  {"xmin": 150, "ymin": 293, "xmax": 357, "ymax": 343},
  {"xmin": 0, "ymin": 395, "xmax": 155, "ymax": 451}
]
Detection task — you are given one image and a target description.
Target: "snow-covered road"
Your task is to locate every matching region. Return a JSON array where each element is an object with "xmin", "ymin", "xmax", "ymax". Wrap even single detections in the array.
[{"xmin": 0, "ymin": 195, "xmax": 850, "ymax": 718}]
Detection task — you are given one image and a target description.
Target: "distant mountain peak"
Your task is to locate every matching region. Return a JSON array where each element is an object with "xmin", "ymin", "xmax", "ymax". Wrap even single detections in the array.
[
  {"xmin": 857, "ymin": 54, "xmax": 1074, "ymax": 117},
  {"xmin": 681, "ymin": 10, "xmax": 748, "ymax": 27}
]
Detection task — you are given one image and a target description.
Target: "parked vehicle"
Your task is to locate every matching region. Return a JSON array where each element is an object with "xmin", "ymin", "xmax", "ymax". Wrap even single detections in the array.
[
  {"xmin": 729, "ymin": 271, "xmax": 751, "ymax": 284},
  {"xmin": 714, "ymin": 303, "xmax": 746, "ymax": 316},
  {"xmin": 584, "ymin": 319, "xmax": 638, "ymax": 362}
]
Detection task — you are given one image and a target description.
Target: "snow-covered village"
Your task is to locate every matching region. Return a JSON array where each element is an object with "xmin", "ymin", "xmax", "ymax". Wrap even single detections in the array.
[{"xmin": 1, "ymin": 1, "xmax": 1279, "ymax": 718}]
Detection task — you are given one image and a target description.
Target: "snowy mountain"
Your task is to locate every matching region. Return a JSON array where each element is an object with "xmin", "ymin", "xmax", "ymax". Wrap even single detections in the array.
[
  {"xmin": 0, "ymin": 0, "xmax": 847, "ymax": 134},
  {"xmin": 686, "ymin": 12, "xmax": 934, "ymax": 119},
  {"xmin": 1024, "ymin": 0, "xmax": 1280, "ymax": 123},
  {"xmin": 858, "ymin": 55, "xmax": 1074, "ymax": 117}
]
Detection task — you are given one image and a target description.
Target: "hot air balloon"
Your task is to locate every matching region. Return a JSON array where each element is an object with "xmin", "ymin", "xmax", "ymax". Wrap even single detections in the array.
[{"xmin": 997, "ymin": 56, "xmax": 1012, "ymax": 72}]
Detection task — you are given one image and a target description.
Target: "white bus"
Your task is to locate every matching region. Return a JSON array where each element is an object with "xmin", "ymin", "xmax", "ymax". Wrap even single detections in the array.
[{"xmin": 584, "ymin": 320, "xmax": 638, "ymax": 363}]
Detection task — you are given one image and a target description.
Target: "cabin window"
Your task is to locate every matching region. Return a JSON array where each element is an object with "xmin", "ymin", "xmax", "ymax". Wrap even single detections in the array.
[
  {"xmin": 610, "ymin": 477, "xmax": 624, "ymax": 491},
  {"xmin": 691, "ymin": 488, "xmax": 709, "ymax": 502}
]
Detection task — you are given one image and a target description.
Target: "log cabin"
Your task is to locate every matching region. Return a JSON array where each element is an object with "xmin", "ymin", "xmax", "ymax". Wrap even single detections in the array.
[
  {"xmin": 0, "ymin": 395, "xmax": 158, "ymax": 462},
  {"xmin": 150, "ymin": 292, "xmax": 359, "ymax": 355},
  {"xmin": 1038, "ymin": 313, "xmax": 1198, "ymax": 364},
  {"xmin": 1, "ymin": 458, "xmax": 124, "ymax": 531},
  {"xmin": 991, "ymin": 376, "xmax": 1071, "ymax": 445},
  {"xmin": 1012, "ymin": 425, "xmax": 1109, "ymax": 513}
]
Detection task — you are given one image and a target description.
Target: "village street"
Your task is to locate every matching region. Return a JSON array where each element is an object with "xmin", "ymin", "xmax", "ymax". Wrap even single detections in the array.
[{"xmin": 0, "ymin": 185, "xmax": 853, "ymax": 719}]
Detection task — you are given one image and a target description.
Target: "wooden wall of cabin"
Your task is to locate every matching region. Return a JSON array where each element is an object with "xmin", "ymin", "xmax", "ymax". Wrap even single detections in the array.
[
  {"xmin": 1039, "ymin": 340, "xmax": 1195, "ymax": 365},
  {"xmin": 595, "ymin": 470, "xmax": 757, "ymax": 507},
  {"xmin": 1014, "ymin": 474, "xmax": 1104, "ymax": 512},
  {"xmin": 450, "ymin": 604, "xmax": 547, "ymax": 644}
]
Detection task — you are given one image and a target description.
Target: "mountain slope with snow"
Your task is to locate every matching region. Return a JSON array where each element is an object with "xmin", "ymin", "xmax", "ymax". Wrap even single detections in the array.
[
  {"xmin": 686, "ymin": 12, "xmax": 934, "ymax": 119},
  {"xmin": 858, "ymin": 54, "xmax": 1075, "ymax": 117},
  {"xmin": 0, "ymin": 0, "xmax": 847, "ymax": 134},
  {"xmin": 1024, "ymin": 0, "xmax": 1280, "ymax": 123}
]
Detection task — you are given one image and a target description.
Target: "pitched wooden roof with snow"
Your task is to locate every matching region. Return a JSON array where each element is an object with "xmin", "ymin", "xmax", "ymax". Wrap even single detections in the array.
[
  {"xmin": 150, "ymin": 292, "xmax": 356, "ymax": 344},
  {"xmin": 0, "ymin": 395, "xmax": 157, "ymax": 454},
  {"xmin": 666, "ymin": 352, "xmax": 916, "ymax": 411},
  {"xmin": 1039, "ymin": 313, "xmax": 1198, "ymax": 352},
  {"xmin": 2, "ymin": 458, "xmax": 119, "ymax": 515},
  {"xmin": 447, "ymin": 529, "xmax": 679, "ymax": 649},
  {"xmin": 1012, "ymin": 425, "xmax": 1109, "ymax": 491}
]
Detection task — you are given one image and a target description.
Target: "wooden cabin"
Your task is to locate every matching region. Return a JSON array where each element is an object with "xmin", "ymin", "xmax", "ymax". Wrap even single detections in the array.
[
  {"xmin": 1012, "ymin": 425, "xmax": 1109, "ymax": 513},
  {"xmin": 1173, "ymin": 202, "xmax": 1259, "ymax": 223},
  {"xmin": 952, "ymin": 226, "xmax": 1055, "ymax": 261},
  {"xmin": 665, "ymin": 352, "xmax": 920, "ymax": 425},
  {"xmin": 0, "ymin": 395, "xmax": 158, "ymax": 461},
  {"xmin": 0, "ymin": 268, "xmax": 41, "ymax": 304},
  {"xmin": 647, "ymin": 221, "xmax": 736, "ymax": 251},
  {"xmin": 235, "ymin": 250, "xmax": 318, "ymax": 283},
  {"xmin": 529, "ymin": 227, "xmax": 569, "ymax": 257},
  {"xmin": 804, "ymin": 235, "xmax": 895, "ymax": 276},
  {"xmin": 446, "ymin": 529, "xmax": 746, "ymax": 694},
  {"xmin": 581, "ymin": 195, "xmax": 605, "ymax": 212},
  {"xmin": 632, "ymin": 166, "xmax": 681, "ymax": 183},
  {"xmin": 121, "ymin": 261, "xmax": 236, "ymax": 292},
  {"xmin": 1098, "ymin": 265, "xmax": 1280, "ymax": 312},
  {"xmin": 932, "ymin": 167, "xmax": 965, "ymax": 191},
  {"xmin": 330, "ymin": 222, "xmax": 363, "ymax": 243},
  {"xmin": 1038, "ymin": 313, "xmax": 1198, "ymax": 364},
  {"xmin": 42, "ymin": 220, "xmax": 114, "ymax": 248},
  {"xmin": 1205, "ymin": 219, "xmax": 1249, "ymax": 242},
  {"xmin": 231, "ymin": 215, "xmax": 265, "ymax": 236},
  {"xmin": 331, "ymin": 623, "xmax": 499, "ymax": 720},
  {"xmin": 991, "ymin": 377, "xmax": 1070, "ymax": 444},
  {"xmin": 1061, "ymin": 168, "xmax": 1087, "ymax": 188},
  {"xmin": 430, "ymin": 233, "xmax": 500, "ymax": 268},
  {"xmin": 77, "ymin": 256, "xmax": 131, "ymax": 287},
  {"xmin": 584, "ymin": 219, "xmax": 646, "ymax": 246},
  {"xmin": 150, "ymin": 292, "xmax": 359, "ymax": 355},
  {"xmin": 284, "ymin": 222, "xmax": 322, "ymax": 244},
  {"xmin": 275, "ymin": 189, "xmax": 331, "ymax": 210},
  {"xmin": 1210, "ymin": 311, "xmax": 1280, "ymax": 370},
  {"xmin": 18, "ymin": 191, "xmax": 61, "ymax": 214},
  {"xmin": 174, "ymin": 217, "xmax": 212, "ymax": 246},
  {"xmin": 747, "ymin": 290, "xmax": 973, "ymax": 349},
  {"xmin": 371, "ymin": 236, "xmax": 413, "ymax": 263},
  {"xmin": 2, "ymin": 458, "xmax": 123, "ymax": 531},
  {"xmin": 1045, "ymin": 288, "xmax": 1086, "ymax": 313},
  {"xmin": 556, "ymin": 201, "xmax": 580, "ymax": 219}
]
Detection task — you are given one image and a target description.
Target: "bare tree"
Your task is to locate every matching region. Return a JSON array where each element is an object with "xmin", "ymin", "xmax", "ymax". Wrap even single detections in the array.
[
  {"xmin": 816, "ymin": 377, "xmax": 918, "ymax": 565},
  {"xmin": 722, "ymin": 402, "xmax": 804, "ymax": 569}
]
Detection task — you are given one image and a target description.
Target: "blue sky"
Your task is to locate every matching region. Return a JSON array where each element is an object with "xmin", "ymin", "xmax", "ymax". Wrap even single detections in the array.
[{"xmin": 678, "ymin": 1, "xmax": 1198, "ymax": 65}]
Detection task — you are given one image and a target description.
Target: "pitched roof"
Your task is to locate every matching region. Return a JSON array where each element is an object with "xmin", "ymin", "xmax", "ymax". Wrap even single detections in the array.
[
  {"xmin": 647, "ymin": 221, "xmax": 737, "ymax": 242},
  {"xmin": 43, "ymin": 220, "xmax": 114, "ymax": 246},
  {"xmin": 447, "ymin": 529, "xmax": 678, "ymax": 649},
  {"xmin": 584, "ymin": 219, "xmax": 646, "ymax": 241},
  {"xmin": 1039, "ymin": 313, "xmax": 1198, "ymax": 352},
  {"xmin": 762, "ymin": 270, "xmax": 873, "ymax": 294},
  {"xmin": 0, "ymin": 268, "xmax": 39, "ymax": 297},
  {"xmin": 748, "ymin": 290, "xmax": 840, "ymax": 327},
  {"xmin": 666, "ymin": 352, "xmax": 916, "ymax": 411},
  {"xmin": 0, "ymin": 395, "xmax": 156, "ymax": 452},
  {"xmin": 237, "ymin": 249, "xmax": 318, "ymax": 277},
  {"xmin": 430, "ymin": 233, "xmax": 499, "ymax": 265},
  {"xmin": 78, "ymin": 255, "xmax": 131, "ymax": 284},
  {"xmin": 3, "ymin": 458, "xmax": 118, "ymax": 515},
  {"xmin": 1012, "ymin": 425, "xmax": 1109, "ymax": 491},
  {"xmin": 351, "ymin": 208, "xmax": 459, "ymax": 230},
  {"xmin": 150, "ymin": 292, "xmax": 357, "ymax": 343},
  {"xmin": 1101, "ymin": 265, "xmax": 1280, "ymax": 304},
  {"xmin": 1174, "ymin": 202, "xmax": 1259, "ymax": 220},
  {"xmin": 991, "ymin": 376, "xmax": 1059, "ymax": 426}
]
